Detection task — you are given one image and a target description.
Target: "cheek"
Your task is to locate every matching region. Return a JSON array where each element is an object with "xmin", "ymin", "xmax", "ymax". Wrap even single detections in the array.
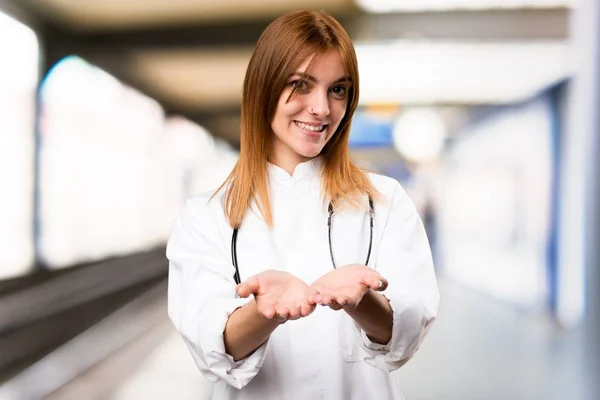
[
  {"xmin": 274, "ymin": 98, "xmax": 304, "ymax": 126},
  {"xmin": 331, "ymin": 102, "xmax": 348, "ymax": 129},
  {"xmin": 288, "ymin": 101, "xmax": 306, "ymax": 119},
  {"xmin": 271, "ymin": 106, "xmax": 289, "ymax": 134}
]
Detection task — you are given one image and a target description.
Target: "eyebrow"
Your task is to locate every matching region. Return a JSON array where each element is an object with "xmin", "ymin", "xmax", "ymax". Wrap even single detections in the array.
[{"xmin": 289, "ymin": 72, "xmax": 351, "ymax": 85}]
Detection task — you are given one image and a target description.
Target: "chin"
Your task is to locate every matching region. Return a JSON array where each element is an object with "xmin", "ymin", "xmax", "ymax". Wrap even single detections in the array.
[{"xmin": 296, "ymin": 143, "xmax": 324, "ymax": 159}]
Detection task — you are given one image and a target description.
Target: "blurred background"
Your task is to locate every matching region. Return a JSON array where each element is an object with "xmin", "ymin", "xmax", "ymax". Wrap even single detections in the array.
[{"xmin": 0, "ymin": 0, "xmax": 597, "ymax": 399}]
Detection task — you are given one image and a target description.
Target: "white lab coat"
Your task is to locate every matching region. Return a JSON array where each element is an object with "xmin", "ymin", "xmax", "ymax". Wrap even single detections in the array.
[{"xmin": 167, "ymin": 158, "xmax": 439, "ymax": 400}]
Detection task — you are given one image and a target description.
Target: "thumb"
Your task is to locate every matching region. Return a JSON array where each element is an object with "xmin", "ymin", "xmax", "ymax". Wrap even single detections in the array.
[
  {"xmin": 369, "ymin": 276, "xmax": 388, "ymax": 291},
  {"xmin": 236, "ymin": 276, "xmax": 260, "ymax": 298}
]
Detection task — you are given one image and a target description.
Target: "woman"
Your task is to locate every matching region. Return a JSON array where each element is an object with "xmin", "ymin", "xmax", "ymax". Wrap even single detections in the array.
[{"xmin": 167, "ymin": 9, "xmax": 439, "ymax": 400}]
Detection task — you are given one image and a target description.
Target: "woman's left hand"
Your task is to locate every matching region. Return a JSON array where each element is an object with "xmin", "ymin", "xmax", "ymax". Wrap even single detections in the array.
[{"xmin": 307, "ymin": 264, "xmax": 388, "ymax": 310}]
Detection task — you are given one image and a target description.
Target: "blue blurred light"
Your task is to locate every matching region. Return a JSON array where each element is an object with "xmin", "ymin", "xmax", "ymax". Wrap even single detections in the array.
[{"xmin": 349, "ymin": 113, "xmax": 393, "ymax": 148}]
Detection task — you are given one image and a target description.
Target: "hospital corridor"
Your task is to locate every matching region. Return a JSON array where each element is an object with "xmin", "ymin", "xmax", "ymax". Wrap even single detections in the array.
[{"xmin": 0, "ymin": 0, "xmax": 598, "ymax": 399}]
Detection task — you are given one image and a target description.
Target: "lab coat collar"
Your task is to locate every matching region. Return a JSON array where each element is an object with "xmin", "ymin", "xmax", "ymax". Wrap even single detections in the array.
[{"xmin": 267, "ymin": 156, "xmax": 322, "ymax": 185}]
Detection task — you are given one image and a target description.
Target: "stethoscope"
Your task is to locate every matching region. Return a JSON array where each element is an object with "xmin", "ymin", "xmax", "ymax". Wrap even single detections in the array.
[{"xmin": 231, "ymin": 196, "xmax": 374, "ymax": 285}]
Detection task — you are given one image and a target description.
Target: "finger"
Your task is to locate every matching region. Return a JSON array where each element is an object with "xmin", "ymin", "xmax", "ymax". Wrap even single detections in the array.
[
  {"xmin": 236, "ymin": 283, "xmax": 251, "ymax": 298},
  {"xmin": 313, "ymin": 294, "xmax": 323, "ymax": 305},
  {"xmin": 376, "ymin": 277, "xmax": 389, "ymax": 291},
  {"xmin": 236, "ymin": 276, "xmax": 260, "ymax": 297},
  {"xmin": 275, "ymin": 304, "xmax": 290, "ymax": 319},
  {"xmin": 319, "ymin": 294, "xmax": 332, "ymax": 306},
  {"xmin": 287, "ymin": 306, "xmax": 300, "ymax": 320},
  {"xmin": 300, "ymin": 301, "xmax": 316, "ymax": 317},
  {"xmin": 306, "ymin": 287, "xmax": 319, "ymax": 305},
  {"xmin": 368, "ymin": 276, "xmax": 388, "ymax": 291},
  {"xmin": 335, "ymin": 296, "xmax": 349, "ymax": 307},
  {"xmin": 260, "ymin": 305, "xmax": 276, "ymax": 320}
]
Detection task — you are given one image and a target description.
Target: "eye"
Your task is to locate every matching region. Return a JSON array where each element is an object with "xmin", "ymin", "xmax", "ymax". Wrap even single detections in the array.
[
  {"xmin": 289, "ymin": 79, "xmax": 309, "ymax": 92},
  {"xmin": 330, "ymin": 85, "xmax": 347, "ymax": 99}
]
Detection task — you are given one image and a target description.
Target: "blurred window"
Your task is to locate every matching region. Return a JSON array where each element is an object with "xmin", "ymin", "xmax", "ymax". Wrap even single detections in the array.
[
  {"xmin": 0, "ymin": 10, "xmax": 38, "ymax": 279},
  {"xmin": 436, "ymin": 95, "xmax": 554, "ymax": 308},
  {"xmin": 38, "ymin": 56, "xmax": 165, "ymax": 268}
]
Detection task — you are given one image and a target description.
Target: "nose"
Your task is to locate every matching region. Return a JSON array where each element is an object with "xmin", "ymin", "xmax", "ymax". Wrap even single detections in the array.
[{"xmin": 308, "ymin": 89, "xmax": 330, "ymax": 117}]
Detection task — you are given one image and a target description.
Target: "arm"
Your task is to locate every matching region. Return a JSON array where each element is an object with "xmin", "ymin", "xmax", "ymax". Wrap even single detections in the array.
[
  {"xmin": 167, "ymin": 198, "xmax": 270, "ymax": 389},
  {"xmin": 169, "ymin": 198, "xmax": 316, "ymax": 386},
  {"xmin": 344, "ymin": 289, "xmax": 393, "ymax": 345},
  {"xmin": 224, "ymin": 299, "xmax": 281, "ymax": 361},
  {"xmin": 351, "ymin": 181, "xmax": 440, "ymax": 371},
  {"xmin": 225, "ymin": 270, "xmax": 315, "ymax": 360},
  {"xmin": 312, "ymin": 180, "xmax": 439, "ymax": 371},
  {"xmin": 306, "ymin": 264, "xmax": 392, "ymax": 344}
]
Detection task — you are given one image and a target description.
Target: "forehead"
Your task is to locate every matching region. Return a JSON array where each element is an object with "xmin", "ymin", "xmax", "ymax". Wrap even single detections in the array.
[{"xmin": 295, "ymin": 51, "xmax": 346, "ymax": 82}]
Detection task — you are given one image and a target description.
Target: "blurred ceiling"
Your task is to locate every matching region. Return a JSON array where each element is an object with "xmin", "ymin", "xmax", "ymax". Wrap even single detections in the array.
[
  {"xmin": 0, "ymin": 0, "xmax": 573, "ymax": 144},
  {"xmin": 19, "ymin": 0, "xmax": 353, "ymax": 31},
  {"xmin": 129, "ymin": 48, "xmax": 251, "ymax": 111}
]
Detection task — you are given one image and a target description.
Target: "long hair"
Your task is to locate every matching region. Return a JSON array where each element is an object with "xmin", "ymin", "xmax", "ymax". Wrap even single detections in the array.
[{"xmin": 216, "ymin": 10, "xmax": 378, "ymax": 228}]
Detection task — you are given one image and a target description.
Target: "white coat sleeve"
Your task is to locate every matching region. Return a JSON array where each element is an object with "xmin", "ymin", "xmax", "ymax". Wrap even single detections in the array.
[
  {"xmin": 167, "ymin": 198, "xmax": 270, "ymax": 389},
  {"xmin": 339, "ymin": 181, "xmax": 440, "ymax": 372}
]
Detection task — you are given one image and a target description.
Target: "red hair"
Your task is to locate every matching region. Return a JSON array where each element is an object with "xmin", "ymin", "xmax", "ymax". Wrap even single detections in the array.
[{"xmin": 215, "ymin": 10, "xmax": 378, "ymax": 228}]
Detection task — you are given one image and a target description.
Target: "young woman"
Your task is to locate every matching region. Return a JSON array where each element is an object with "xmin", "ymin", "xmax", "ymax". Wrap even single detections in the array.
[{"xmin": 167, "ymin": 9, "xmax": 439, "ymax": 400}]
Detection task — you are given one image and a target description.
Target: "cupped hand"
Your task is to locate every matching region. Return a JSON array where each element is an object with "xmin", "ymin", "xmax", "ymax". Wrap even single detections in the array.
[
  {"xmin": 307, "ymin": 264, "xmax": 388, "ymax": 310},
  {"xmin": 236, "ymin": 270, "xmax": 316, "ymax": 322}
]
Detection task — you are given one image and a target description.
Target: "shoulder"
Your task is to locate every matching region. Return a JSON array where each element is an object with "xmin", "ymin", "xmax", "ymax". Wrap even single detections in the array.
[
  {"xmin": 366, "ymin": 172, "xmax": 417, "ymax": 217},
  {"xmin": 177, "ymin": 188, "xmax": 230, "ymax": 235},
  {"xmin": 186, "ymin": 188, "xmax": 226, "ymax": 216},
  {"xmin": 167, "ymin": 188, "xmax": 233, "ymax": 263},
  {"xmin": 367, "ymin": 172, "xmax": 399, "ymax": 196},
  {"xmin": 367, "ymin": 172, "xmax": 410, "ymax": 203}
]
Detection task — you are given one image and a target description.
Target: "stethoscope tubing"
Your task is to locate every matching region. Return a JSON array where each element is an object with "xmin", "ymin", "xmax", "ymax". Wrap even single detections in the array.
[{"xmin": 231, "ymin": 196, "xmax": 374, "ymax": 285}]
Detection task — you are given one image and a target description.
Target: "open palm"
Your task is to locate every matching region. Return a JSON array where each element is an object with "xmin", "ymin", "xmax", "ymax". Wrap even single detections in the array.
[
  {"xmin": 237, "ymin": 270, "xmax": 315, "ymax": 321},
  {"xmin": 307, "ymin": 264, "xmax": 388, "ymax": 310}
]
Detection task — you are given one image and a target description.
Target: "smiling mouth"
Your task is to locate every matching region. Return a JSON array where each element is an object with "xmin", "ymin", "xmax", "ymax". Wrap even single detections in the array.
[{"xmin": 294, "ymin": 121, "xmax": 328, "ymax": 133}]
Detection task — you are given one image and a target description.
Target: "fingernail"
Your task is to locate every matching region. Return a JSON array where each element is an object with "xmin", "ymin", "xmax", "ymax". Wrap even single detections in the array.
[{"xmin": 377, "ymin": 280, "xmax": 383, "ymax": 288}]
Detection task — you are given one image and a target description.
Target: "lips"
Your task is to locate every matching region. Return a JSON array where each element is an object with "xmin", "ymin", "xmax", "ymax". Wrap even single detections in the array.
[{"xmin": 294, "ymin": 121, "xmax": 328, "ymax": 134}]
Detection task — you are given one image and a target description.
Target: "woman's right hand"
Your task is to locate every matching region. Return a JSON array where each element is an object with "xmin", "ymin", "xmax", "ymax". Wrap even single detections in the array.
[{"xmin": 236, "ymin": 270, "xmax": 315, "ymax": 322}]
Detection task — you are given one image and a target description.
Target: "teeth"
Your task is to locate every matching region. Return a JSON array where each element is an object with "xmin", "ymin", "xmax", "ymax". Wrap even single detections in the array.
[{"xmin": 295, "ymin": 121, "xmax": 325, "ymax": 132}]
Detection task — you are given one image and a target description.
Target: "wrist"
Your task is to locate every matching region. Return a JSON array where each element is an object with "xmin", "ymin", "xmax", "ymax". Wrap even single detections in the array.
[
  {"xmin": 343, "ymin": 288, "xmax": 377, "ymax": 311},
  {"xmin": 344, "ymin": 289, "xmax": 393, "ymax": 344},
  {"xmin": 357, "ymin": 289, "xmax": 391, "ymax": 312}
]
